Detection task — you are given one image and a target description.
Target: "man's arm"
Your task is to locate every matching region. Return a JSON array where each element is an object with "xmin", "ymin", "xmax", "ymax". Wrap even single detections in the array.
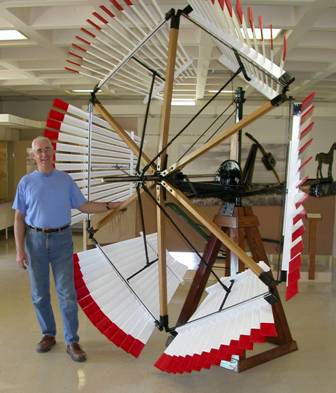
[
  {"xmin": 14, "ymin": 210, "xmax": 27, "ymax": 269},
  {"xmin": 78, "ymin": 201, "xmax": 122, "ymax": 214}
]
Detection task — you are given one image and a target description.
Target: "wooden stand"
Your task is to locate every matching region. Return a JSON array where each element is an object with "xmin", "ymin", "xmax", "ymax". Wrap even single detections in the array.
[
  {"xmin": 307, "ymin": 213, "xmax": 322, "ymax": 280},
  {"xmin": 177, "ymin": 205, "xmax": 298, "ymax": 372}
]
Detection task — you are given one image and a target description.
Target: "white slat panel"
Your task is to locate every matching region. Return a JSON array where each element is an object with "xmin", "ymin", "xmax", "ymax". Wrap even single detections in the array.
[{"xmin": 76, "ymin": 233, "xmax": 188, "ymax": 344}]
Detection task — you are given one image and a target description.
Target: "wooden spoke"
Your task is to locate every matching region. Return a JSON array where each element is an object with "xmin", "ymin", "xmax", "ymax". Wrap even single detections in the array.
[
  {"xmin": 160, "ymin": 181, "xmax": 265, "ymax": 278},
  {"xmin": 163, "ymin": 100, "xmax": 275, "ymax": 176},
  {"xmin": 93, "ymin": 100, "xmax": 154, "ymax": 170},
  {"xmin": 156, "ymin": 17, "xmax": 180, "ymax": 320}
]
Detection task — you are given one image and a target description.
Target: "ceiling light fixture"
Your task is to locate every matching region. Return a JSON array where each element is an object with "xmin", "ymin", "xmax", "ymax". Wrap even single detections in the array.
[
  {"xmin": 171, "ymin": 99, "xmax": 195, "ymax": 106},
  {"xmin": 241, "ymin": 28, "xmax": 281, "ymax": 40},
  {"xmin": 208, "ymin": 90, "xmax": 235, "ymax": 94},
  {"xmin": 71, "ymin": 89, "xmax": 102, "ymax": 93},
  {"xmin": 0, "ymin": 30, "xmax": 27, "ymax": 41}
]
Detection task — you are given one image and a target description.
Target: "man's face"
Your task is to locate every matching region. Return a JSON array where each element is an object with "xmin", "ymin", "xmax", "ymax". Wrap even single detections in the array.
[{"xmin": 31, "ymin": 139, "xmax": 54, "ymax": 172}]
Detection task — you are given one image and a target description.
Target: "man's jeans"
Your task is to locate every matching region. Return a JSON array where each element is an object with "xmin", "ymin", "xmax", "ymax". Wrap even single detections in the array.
[{"xmin": 25, "ymin": 226, "xmax": 79, "ymax": 344}]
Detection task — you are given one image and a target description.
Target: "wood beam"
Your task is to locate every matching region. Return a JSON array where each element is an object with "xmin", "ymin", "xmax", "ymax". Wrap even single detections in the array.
[{"xmin": 163, "ymin": 100, "xmax": 275, "ymax": 176}]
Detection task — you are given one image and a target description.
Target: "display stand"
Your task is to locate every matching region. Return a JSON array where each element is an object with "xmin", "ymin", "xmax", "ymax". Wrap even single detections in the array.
[{"xmin": 177, "ymin": 204, "xmax": 298, "ymax": 372}]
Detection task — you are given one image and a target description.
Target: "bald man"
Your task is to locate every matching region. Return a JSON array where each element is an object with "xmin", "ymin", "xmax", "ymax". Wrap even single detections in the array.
[{"xmin": 13, "ymin": 136, "xmax": 120, "ymax": 362}]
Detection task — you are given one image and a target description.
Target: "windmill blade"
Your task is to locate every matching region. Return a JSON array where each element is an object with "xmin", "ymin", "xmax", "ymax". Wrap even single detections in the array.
[
  {"xmin": 155, "ymin": 262, "xmax": 276, "ymax": 374},
  {"xmin": 65, "ymin": 0, "xmax": 196, "ymax": 98},
  {"xmin": 282, "ymin": 92, "xmax": 315, "ymax": 300},
  {"xmin": 44, "ymin": 98, "xmax": 139, "ymax": 225},
  {"xmin": 74, "ymin": 233, "xmax": 188, "ymax": 357},
  {"xmin": 188, "ymin": 0, "xmax": 294, "ymax": 99}
]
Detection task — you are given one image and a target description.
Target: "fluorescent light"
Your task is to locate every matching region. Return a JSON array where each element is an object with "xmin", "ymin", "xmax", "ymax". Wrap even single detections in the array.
[
  {"xmin": 71, "ymin": 89, "xmax": 102, "ymax": 93},
  {"xmin": 0, "ymin": 30, "xmax": 27, "ymax": 41},
  {"xmin": 241, "ymin": 28, "xmax": 281, "ymax": 40},
  {"xmin": 171, "ymin": 99, "xmax": 195, "ymax": 106},
  {"xmin": 208, "ymin": 90, "xmax": 235, "ymax": 94}
]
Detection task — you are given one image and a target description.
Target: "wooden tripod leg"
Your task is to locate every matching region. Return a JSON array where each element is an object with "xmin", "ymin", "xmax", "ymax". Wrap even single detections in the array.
[
  {"xmin": 233, "ymin": 206, "xmax": 298, "ymax": 372},
  {"xmin": 175, "ymin": 204, "xmax": 297, "ymax": 371},
  {"xmin": 176, "ymin": 235, "xmax": 222, "ymax": 326}
]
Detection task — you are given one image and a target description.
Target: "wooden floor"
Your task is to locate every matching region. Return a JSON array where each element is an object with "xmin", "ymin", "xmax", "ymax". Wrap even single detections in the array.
[{"xmin": 0, "ymin": 232, "xmax": 336, "ymax": 393}]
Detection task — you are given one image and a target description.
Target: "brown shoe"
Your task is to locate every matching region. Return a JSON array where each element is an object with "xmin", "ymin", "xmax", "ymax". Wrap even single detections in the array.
[
  {"xmin": 36, "ymin": 335, "xmax": 56, "ymax": 353},
  {"xmin": 66, "ymin": 343, "xmax": 87, "ymax": 362}
]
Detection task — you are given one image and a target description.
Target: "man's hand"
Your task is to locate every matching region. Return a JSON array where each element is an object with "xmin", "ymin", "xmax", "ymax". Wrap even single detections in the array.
[
  {"xmin": 109, "ymin": 202, "xmax": 127, "ymax": 212},
  {"xmin": 111, "ymin": 201, "xmax": 127, "ymax": 212},
  {"xmin": 16, "ymin": 250, "xmax": 28, "ymax": 270}
]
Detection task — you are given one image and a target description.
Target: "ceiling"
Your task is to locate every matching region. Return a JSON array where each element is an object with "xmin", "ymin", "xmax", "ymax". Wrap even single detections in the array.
[{"xmin": 0, "ymin": 0, "xmax": 335, "ymax": 104}]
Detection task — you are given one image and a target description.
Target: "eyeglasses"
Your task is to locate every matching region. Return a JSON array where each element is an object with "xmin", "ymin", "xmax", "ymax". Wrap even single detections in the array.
[{"xmin": 33, "ymin": 147, "xmax": 52, "ymax": 155}]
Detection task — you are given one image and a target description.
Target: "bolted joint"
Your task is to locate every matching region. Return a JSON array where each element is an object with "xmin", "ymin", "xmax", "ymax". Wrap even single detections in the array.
[
  {"xmin": 279, "ymin": 72, "xmax": 295, "ymax": 88},
  {"xmin": 90, "ymin": 91, "xmax": 99, "ymax": 105},
  {"xmin": 155, "ymin": 320, "xmax": 164, "ymax": 331},
  {"xmin": 234, "ymin": 87, "xmax": 246, "ymax": 104},
  {"xmin": 87, "ymin": 225, "xmax": 96, "ymax": 239},
  {"xmin": 271, "ymin": 93, "xmax": 288, "ymax": 107},
  {"xmin": 165, "ymin": 8, "xmax": 175, "ymax": 21},
  {"xmin": 181, "ymin": 5, "xmax": 193, "ymax": 16},
  {"xmin": 280, "ymin": 270, "xmax": 287, "ymax": 283},
  {"xmin": 167, "ymin": 328, "xmax": 178, "ymax": 337},
  {"xmin": 264, "ymin": 292, "xmax": 279, "ymax": 305},
  {"xmin": 159, "ymin": 315, "xmax": 170, "ymax": 331},
  {"xmin": 259, "ymin": 271, "xmax": 277, "ymax": 288}
]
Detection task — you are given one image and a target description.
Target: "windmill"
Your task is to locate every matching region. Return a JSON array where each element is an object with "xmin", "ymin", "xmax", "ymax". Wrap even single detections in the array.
[{"xmin": 43, "ymin": 0, "xmax": 314, "ymax": 374}]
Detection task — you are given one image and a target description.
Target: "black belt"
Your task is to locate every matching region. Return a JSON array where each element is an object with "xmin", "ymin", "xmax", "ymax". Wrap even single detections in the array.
[{"xmin": 28, "ymin": 224, "xmax": 70, "ymax": 233}]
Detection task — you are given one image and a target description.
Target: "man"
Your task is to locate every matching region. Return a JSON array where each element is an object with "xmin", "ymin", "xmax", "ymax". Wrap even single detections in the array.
[{"xmin": 13, "ymin": 136, "xmax": 121, "ymax": 362}]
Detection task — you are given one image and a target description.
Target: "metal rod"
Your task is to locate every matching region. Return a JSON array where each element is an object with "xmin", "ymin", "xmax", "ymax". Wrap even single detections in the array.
[
  {"xmin": 203, "ymin": 108, "xmax": 236, "ymax": 144},
  {"xmin": 102, "ymin": 174, "xmax": 160, "ymax": 183},
  {"xmin": 92, "ymin": 238, "xmax": 158, "ymax": 323},
  {"xmin": 96, "ymin": 17, "xmax": 170, "ymax": 91},
  {"xmin": 136, "ymin": 72, "xmax": 157, "ymax": 174},
  {"xmin": 87, "ymin": 101, "xmax": 94, "ymax": 204},
  {"xmin": 143, "ymin": 69, "xmax": 242, "ymax": 174},
  {"xmin": 162, "ymin": 100, "xmax": 276, "ymax": 177},
  {"xmin": 142, "ymin": 184, "xmax": 231, "ymax": 292},
  {"xmin": 177, "ymin": 100, "xmax": 235, "ymax": 162},
  {"xmin": 235, "ymin": 87, "xmax": 245, "ymax": 166},
  {"xmin": 278, "ymin": 98, "xmax": 294, "ymax": 281},
  {"xmin": 173, "ymin": 291, "xmax": 269, "ymax": 330},
  {"xmin": 136, "ymin": 185, "xmax": 151, "ymax": 267},
  {"xmin": 132, "ymin": 56, "xmax": 165, "ymax": 81}
]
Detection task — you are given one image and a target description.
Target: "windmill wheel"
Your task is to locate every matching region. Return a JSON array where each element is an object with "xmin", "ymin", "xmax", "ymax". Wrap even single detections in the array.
[{"xmin": 43, "ymin": 0, "xmax": 300, "ymax": 374}]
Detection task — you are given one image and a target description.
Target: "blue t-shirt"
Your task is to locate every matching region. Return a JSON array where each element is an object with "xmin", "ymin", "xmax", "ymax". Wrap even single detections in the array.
[{"xmin": 12, "ymin": 169, "xmax": 87, "ymax": 228}]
